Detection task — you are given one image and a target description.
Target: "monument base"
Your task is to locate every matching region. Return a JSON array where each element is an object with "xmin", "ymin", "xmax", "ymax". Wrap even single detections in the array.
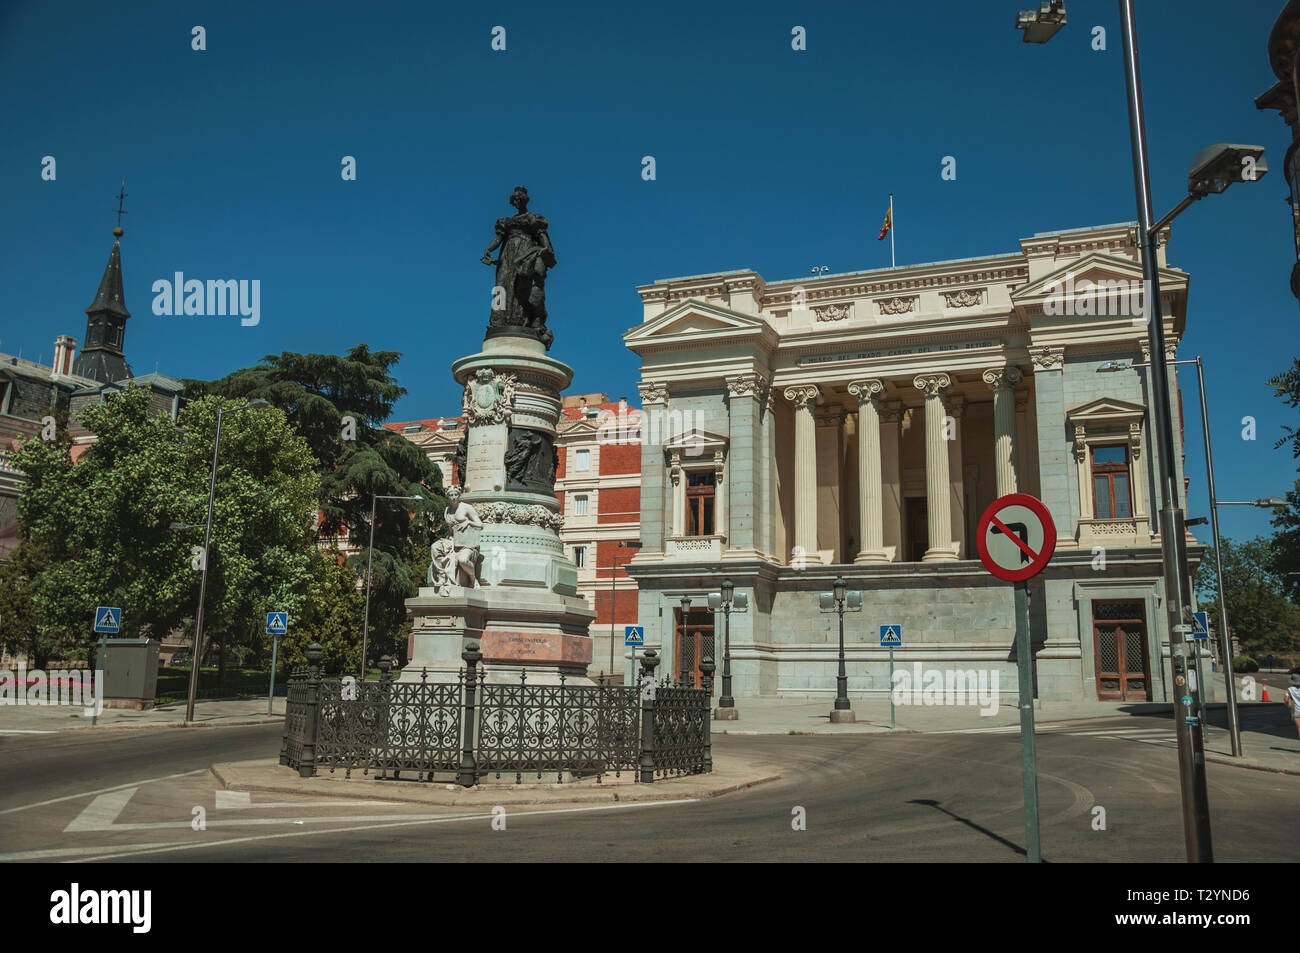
[
  {"xmin": 829, "ymin": 709, "xmax": 856, "ymax": 724},
  {"xmin": 714, "ymin": 707, "xmax": 739, "ymax": 721},
  {"xmin": 403, "ymin": 586, "xmax": 596, "ymax": 685}
]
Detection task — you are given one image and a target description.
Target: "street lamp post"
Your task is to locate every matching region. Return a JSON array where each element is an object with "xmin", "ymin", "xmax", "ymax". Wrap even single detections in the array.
[
  {"xmin": 707, "ymin": 579, "xmax": 747, "ymax": 720},
  {"xmin": 1027, "ymin": 1, "xmax": 1267, "ymax": 862},
  {"xmin": 678, "ymin": 595, "xmax": 691, "ymax": 688},
  {"xmin": 184, "ymin": 399, "xmax": 268, "ymax": 725},
  {"xmin": 819, "ymin": 577, "xmax": 862, "ymax": 723},
  {"xmin": 361, "ymin": 493, "xmax": 423, "ymax": 680}
]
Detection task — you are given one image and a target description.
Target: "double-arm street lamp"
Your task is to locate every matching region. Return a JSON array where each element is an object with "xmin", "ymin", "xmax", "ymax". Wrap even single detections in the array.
[
  {"xmin": 819, "ymin": 576, "xmax": 862, "ymax": 723},
  {"xmin": 1027, "ymin": 0, "xmax": 1268, "ymax": 863},
  {"xmin": 1102, "ymin": 353, "xmax": 1286, "ymax": 757},
  {"xmin": 360, "ymin": 493, "xmax": 423, "ymax": 679},
  {"xmin": 707, "ymin": 578, "xmax": 748, "ymax": 720},
  {"xmin": 183, "ymin": 398, "xmax": 269, "ymax": 725}
]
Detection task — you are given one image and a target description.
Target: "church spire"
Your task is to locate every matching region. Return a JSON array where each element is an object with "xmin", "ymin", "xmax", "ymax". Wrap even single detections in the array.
[{"xmin": 72, "ymin": 185, "xmax": 133, "ymax": 384}]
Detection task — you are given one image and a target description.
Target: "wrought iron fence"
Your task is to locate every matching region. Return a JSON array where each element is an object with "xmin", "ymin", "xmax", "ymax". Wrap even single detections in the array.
[{"xmin": 280, "ymin": 642, "xmax": 713, "ymax": 786}]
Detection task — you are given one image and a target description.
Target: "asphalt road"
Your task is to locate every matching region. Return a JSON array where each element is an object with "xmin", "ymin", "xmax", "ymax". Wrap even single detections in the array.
[{"xmin": 2, "ymin": 715, "xmax": 1297, "ymax": 863}]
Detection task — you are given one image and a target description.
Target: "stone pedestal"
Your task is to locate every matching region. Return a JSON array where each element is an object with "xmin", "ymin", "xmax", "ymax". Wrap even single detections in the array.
[
  {"xmin": 714, "ymin": 706, "xmax": 739, "ymax": 721},
  {"xmin": 403, "ymin": 332, "xmax": 597, "ymax": 683},
  {"xmin": 829, "ymin": 709, "xmax": 856, "ymax": 724}
]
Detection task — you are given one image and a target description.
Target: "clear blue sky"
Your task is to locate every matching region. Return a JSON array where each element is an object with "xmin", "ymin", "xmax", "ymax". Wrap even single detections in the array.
[{"xmin": 1, "ymin": 0, "xmax": 1295, "ymax": 544}]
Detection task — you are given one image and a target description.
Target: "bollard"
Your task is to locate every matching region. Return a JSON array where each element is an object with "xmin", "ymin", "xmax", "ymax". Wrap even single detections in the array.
[
  {"xmin": 458, "ymin": 642, "xmax": 483, "ymax": 788},
  {"xmin": 638, "ymin": 649, "xmax": 660, "ymax": 783},
  {"xmin": 699, "ymin": 656, "xmax": 715, "ymax": 774},
  {"xmin": 298, "ymin": 642, "xmax": 324, "ymax": 778}
]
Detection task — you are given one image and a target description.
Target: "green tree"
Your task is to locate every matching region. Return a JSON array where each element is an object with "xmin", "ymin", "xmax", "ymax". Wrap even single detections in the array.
[
  {"xmin": 13, "ymin": 386, "xmax": 321, "ymax": 676},
  {"xmin": 193, "ymin": 345, "xmax": 443, "ymax": 666},
  {"xmin": 0, "ymin": 538, "xmax": 66, "ymax": 668},
  {"xmin": 1194, "ymin": 536, "xmax": 1300, "ymax": 657},
  {"xmin": 269, "ymin": 548, "xmax": 364, "ymax": 675}
]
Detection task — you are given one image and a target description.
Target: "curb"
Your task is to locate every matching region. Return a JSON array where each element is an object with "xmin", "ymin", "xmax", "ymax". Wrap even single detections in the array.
[{"xmin": 211, "ymin": 759, "xmax": 782, "ymax": 807}]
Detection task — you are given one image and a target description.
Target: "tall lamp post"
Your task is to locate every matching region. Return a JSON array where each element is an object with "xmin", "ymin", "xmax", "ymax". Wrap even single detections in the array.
[
  {"xmin": 606, "ymin": 539, "xmax": 642, "ymax": 681},
  {"xmin": 677, "ymin": 595, "xmax": 691, "ymax": 687},
  {"xmin": 361, "ymin": 493, "xmax": 423, "ymax": 679},
  {"xmin": 1021, "ymin": 0, "xmax": 1268, "ymax": 864},
  {"xmin": 708, "ymin": 578, "xmax": 748, "ymax": 720},
  {"xmin": 819, "ymin": 576, "xmax": 862, "ymax": 723},
  {"xmin": 1102, "ymin": 352, "xmax": 1283, "ymax": 758},
  {"xmin": 184, "ymin": 398, "xmax": 269, "ymax": 725}
]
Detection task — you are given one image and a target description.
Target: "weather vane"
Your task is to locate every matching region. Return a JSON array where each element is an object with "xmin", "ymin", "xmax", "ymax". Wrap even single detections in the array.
[{"xmin": 114, "ymin": 181, "xmax": 128, "ymax": 229}]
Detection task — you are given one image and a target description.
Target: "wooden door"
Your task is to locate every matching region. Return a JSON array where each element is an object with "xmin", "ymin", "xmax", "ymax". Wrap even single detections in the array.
[
  {"xmin": 1093, "ymin": 601, "xmax": 1151, "ymax": 701},
  {"xmin": 673, "ymin": 608, "xmax": 716, "ymax": 692}
]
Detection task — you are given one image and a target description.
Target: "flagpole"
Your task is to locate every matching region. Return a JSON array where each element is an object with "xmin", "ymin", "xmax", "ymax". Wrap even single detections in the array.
[{"xmin": 889, "ymin": 193, "xmax": 895, "ymax": 268}]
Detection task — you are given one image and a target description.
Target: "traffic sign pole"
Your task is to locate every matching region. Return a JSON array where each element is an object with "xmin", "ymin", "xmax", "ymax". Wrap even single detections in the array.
[
  {"xmin": 268, "ymin": 634, "xmax": 279, "ymax": 716},
  {"xmin": 888, "ymin": 645, "xmax": 895, "ymax": 729},
  {"xmin": 1014, "ymin": 580, "xmax": 1041, "ymax": 863}
]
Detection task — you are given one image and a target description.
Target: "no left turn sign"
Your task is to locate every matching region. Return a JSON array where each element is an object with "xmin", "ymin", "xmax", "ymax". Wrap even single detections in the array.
[{"xmin": 975, "ymin": 493, "xmax": 1057, "ymax": 582}]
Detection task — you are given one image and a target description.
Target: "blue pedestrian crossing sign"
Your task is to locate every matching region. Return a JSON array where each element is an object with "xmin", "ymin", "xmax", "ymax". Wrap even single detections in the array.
[
  {"xmin": 93, "ymin": 607, "xmax": 121, "ymax": 634},
  {"xmin": 266, "ymin": 611, "xmax": 288, "ymax": 635},
  {"xmin": 879, "ymin": 624, "xmax": 902, "ymax": 647},
  {"xmin": 1191, "ymin": 611, "xmax": 1209, "ymax": 640},
  {"xmin": 624, "ymin": 625, "xmax": 645, "ymax": 647}
]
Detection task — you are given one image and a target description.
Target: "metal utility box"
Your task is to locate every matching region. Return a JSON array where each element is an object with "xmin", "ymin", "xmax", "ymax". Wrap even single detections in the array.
[{"xmin": 99, "ymin": 638, "xmax": 160, "ymax": 710}]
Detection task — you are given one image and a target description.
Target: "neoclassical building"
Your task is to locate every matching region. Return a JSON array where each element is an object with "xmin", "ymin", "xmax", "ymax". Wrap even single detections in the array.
[{"xmin": 623, "ymin": 222, "xmax": 1207, "ymax": 705}]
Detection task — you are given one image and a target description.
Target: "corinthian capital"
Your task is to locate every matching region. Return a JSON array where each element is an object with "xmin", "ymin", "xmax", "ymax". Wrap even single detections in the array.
[
  {"xmin": 637, "ymin": 380, "xmax": 669, "ymax": 406},
  {"xmin": 783, "ymin": 384, "xmax": 821, "ymax": 410},
  {"xmin": 1028, "ymin": 345, "xmax": 1064, "ymax": 371},
  {"xmin": 912, "ymin": 373, "xmax": 952, "ymax": 399},
  {"xmin": 847, "ymin": 379, "xmax": 885, "ymax": 404},
  {"xmin": 981, "ymin": 366, "xmax": 1022, "ymax": 391},
  {"xmin": 726, "ymin": 373, "xmax": 769, "ymax": 398}
]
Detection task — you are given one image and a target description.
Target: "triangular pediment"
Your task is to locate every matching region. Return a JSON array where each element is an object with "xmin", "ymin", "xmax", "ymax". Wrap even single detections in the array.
[
  {"xmin": 1011, "ymin": 252, "xmax": 1188, "ymax": 304},
  {"xmin": 663, "ymin": 426, "xmax": 728, "ymax": 453},
  {"xmin": 1066, "ymin": 396, "xmax": 1146, "ymax": 423},
  {"xmin": 624, "ymin": 298, "xmax": 769, "ymax": 344}
]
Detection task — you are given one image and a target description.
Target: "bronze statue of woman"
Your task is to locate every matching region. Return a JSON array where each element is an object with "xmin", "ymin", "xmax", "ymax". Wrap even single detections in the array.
[{"xmin": 481, "ymin": 186, "xmax": 557, "ymax": 349}]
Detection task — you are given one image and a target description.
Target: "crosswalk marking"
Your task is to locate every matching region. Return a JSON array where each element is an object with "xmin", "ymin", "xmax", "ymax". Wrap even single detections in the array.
[{"xmin": 938, "ymin": 723, "xmax": 1177, "ymax": 746}]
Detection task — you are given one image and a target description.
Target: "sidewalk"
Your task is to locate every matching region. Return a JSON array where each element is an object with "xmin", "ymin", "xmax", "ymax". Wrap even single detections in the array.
[
  {"xmin": 213, "ymin": 749, "xmax": 782, "ymax": 807},
  {"xmin": 710, "ymin": 695, "xmax": 1300, "ymax": 775},
  {"xmin": 0, "ymin": 697, "xmax": 285, "ymax": 732}
]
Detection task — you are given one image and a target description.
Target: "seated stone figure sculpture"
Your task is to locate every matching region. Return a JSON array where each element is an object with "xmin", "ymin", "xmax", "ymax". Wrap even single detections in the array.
[{"xmin": 433, "ymin": 486, "xmax": 483, "ymax": 590}]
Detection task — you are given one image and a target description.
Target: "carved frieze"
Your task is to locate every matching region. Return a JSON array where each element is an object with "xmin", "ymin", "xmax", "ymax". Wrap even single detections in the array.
[
  {"xmin": 637, "ymin": 380, "xmax": 669, "ymax": 406},
  {"xmin": 877, "ymin": 296, "xmax": 918, "ymax": 316},
  {"xmin": 942, "ymin": 288, "xmax": 983, "ymax": 309},
  {"xmin": 813, "ymin": 303, "xmax": 851, "ymax": 322},
  {"xmin": 475, "ymin": 501, "xmax": 565, "ymax": 532},
  {"xmin": 1029, "ymin": 346, "xmax": 1065, "ymax": 371}
]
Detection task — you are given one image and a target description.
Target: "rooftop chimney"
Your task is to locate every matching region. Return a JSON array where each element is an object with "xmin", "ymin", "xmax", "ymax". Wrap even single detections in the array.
[{"xmin": 51, "ymin": 335, "xmax": 76, "ymax": 379}]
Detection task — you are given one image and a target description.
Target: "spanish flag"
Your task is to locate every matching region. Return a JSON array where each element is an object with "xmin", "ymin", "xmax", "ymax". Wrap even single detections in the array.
[{"xmin": 878, "ymin": 204, "xmax": 892, "ymax": 241}]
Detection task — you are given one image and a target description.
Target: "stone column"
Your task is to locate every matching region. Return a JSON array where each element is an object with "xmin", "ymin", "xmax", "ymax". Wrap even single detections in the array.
[
  {"xmin": 946, "ymin": 393, "xmax": 966, "ymax": 556},
  {"xmin": 783, "ymin": 384, "xmax": 822, "ymax": 565},
  {"xmin": 669, "ymin": 450, "xmax": 685, "ymax": 537},
  {"xmin": 815, "ymin": 406, "xmax": 845, "ymax": 562},
  {"xmin": 848, "ymin": 379, "xmax": 888, "ymax": 562},
  {"xmin": 982, "ymin": 366, "xmax": 1022, "ymax": 496},
  {"xmin": 1028, "ymin": 345, "xmax": 1073, "ymax": 546},
  {"xmin": 637, "ymin": 380, "xmax": 669, "ymax": 551},
  {"xmin": 913, "ymin": 373, "xmax": 956, "ymax": 562},
  {"xmin": 880, "ymin": 400, "xmax": 903, "ymax": 561},
  {"xmin": 724, "ymin": 374, "xmax": 765, "ymax": 554}
]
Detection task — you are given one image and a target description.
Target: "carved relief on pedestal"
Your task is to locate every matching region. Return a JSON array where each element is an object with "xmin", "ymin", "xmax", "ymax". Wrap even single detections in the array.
[
  {"xmin": 462, "ymin": 368, "xmax": 516, "ymax": 425},
  {"xmin": 475, "ymin": 500, "xmax": 565, "ymax": 532}
]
